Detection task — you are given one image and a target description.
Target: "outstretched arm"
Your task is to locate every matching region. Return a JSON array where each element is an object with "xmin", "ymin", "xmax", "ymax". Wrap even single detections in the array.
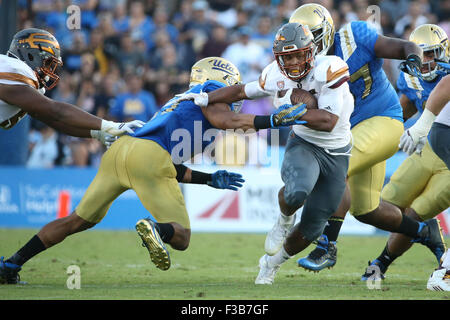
[
  {"xmin": 174, "ymin": 164, "xmax": 245, "ymax": 191},
  {"xmin": 0, "ymin": 84, "xmax": 144, "ymax": 137}
]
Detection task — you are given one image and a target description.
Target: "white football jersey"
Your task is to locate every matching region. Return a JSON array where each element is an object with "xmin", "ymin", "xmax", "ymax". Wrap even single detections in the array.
[
  {"xmin": 435, "ymin": 101, "xmax": 450, "ymax": 127},
  {"xmin": 244, "ymin": 55, "xmax": 354, "ymax": 149},
  {"xmin": 0, "ymin": 54, "xmax": 44, "ymax": 129}
]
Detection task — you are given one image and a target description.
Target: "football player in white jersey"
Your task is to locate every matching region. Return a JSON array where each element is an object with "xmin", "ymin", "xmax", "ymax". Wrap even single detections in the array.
[
  {"xmin": 181, "ymin": 22, "xmax": 355, "ymax": 284},
  {"xmin": 0, "ymin": 28, "xmax": 143, "ymax": 141}
]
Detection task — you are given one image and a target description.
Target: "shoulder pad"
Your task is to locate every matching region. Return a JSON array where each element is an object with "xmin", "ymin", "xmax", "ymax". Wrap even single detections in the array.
[{"xmin": 314, "ymin": 55, "xmax": 350, "ymax": 88}]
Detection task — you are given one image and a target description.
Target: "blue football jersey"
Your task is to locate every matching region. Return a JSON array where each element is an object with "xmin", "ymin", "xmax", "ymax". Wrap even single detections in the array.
[
  {"xmin": 132, "ymin": 80, "xmax": 233, "ymax": 163},
  {"xmin": 396, "ymin": 71, "xmax": 443, "ymax": 113},
  {"xmin": 334, "ymin": 21, "xmax": 403, "ymax": 127}
]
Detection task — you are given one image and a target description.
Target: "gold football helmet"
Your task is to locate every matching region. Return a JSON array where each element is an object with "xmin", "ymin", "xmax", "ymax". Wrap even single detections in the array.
[
  {"xmin": 189, "ymin": 57, "xmax": 243, "ymax": 112},
  {"xmin": 409, "ymin": 24, "xmax": 449, "ymax": 81},
  {"xmin": 189, "ymin": 57, "xmax": 241, "ymax": 88},
  {"xmin": 289, "ymin": 3, "xmax": 335, "ymax": 56}
]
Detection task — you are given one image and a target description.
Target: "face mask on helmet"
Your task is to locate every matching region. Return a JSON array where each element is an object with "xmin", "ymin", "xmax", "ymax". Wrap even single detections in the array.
[
  {"xmin": 37, "ymin": 55, "xmax": 63, "ymax": 90},
  {"xmin": 276, "ymin": 45, "xmax": 317, "ymax": 81},
  {"xmin": 421, "ymin": 48, "xmax": 442, "ymax": 81}
]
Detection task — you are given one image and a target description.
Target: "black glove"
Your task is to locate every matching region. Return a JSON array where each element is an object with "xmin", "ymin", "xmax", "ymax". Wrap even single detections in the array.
[{"xmin": 399, "ymin": 54, "xmax": 422, "ymax": 78}]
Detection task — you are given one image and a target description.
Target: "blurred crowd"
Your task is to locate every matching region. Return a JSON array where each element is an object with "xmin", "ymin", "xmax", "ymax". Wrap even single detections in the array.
[{"xmin": 16, "ymin": 0, "xmax": 449, "ymax": 168}]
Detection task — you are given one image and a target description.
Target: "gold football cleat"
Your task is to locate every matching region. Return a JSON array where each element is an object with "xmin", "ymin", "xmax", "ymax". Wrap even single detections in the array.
[{"xmin": 136, "ymin": 219, "xmax": 171, "ymax": 271}]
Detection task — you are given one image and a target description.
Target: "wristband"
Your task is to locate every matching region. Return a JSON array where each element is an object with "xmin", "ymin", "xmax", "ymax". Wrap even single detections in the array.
[
  {"xmin": 414, "ymin": 108, "xmax": 436, "ymax": 136},
  {"xmin": 191, "ymin": 170, "xmax": 212, "ymax": 185},
  {"xmin": 253, "ymin": 115, "xmax": 272, "ymax": 130},
  {"xmin": 173, "ymin": 164, "xmax": 188, "ymax": 182}
]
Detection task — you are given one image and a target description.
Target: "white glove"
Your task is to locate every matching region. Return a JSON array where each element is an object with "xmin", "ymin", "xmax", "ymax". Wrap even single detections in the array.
[
  {"xmin": 399, "ymin": 109, "xmax": 436, "ymax": 155},
  {"xmin": 177, "ymin": 91, "xmax": 209, "ymax": 107},
  {"xmin": 90, "ymin": 130, "xmax": 118, "ymax": 149},
  {"xmin": 100, "ymin": 119, "xmax": 145, "ymax": 136}
]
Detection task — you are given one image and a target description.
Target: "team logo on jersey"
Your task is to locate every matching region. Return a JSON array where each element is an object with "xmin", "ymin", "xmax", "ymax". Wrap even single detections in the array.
[
  {"xmin": 277, "ymin": 81, "xmax": 285, "ymax": 89},
  {"xmin": 416, "ymin": 91, "xmax": 422, "ymax": 100}
]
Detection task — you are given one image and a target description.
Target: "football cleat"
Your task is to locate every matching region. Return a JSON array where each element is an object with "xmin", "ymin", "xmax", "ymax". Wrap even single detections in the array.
[
  {"xmin": 297, "ymin": 235, "xmax": 337, "ymax": 272},
  {"xmin": 264, "ymin": 214, "xmax": 295, "ymax": 256},
  {"xmin": 0, "ymin": 256, "xmax": 23, "ymax": 284},
  {"xmin": 413, "ymin": 218, "xmax": 447, "ymax": 264},
  {"xmin": 361, "ymin": 259, "xmax": 386, "ymax": 281},
  {"xmin": 255, "ymin": 255, "xmax": 280, "ymax": 285},
  {"xmin": 135, "ymin": 218, "xmax": 171, "ymax": 271},
  {"xmin": 427, "ymin": 268, "xmax": 450, "ymax": 291}
]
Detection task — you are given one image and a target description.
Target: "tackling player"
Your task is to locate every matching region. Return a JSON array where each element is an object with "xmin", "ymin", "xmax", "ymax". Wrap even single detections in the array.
[
  {"xmin": 0, "ymin": 56, "xmax": 306, "ymax": 284},
  {"xmin": 287, "ymin": 4, "xmax": 445, "ymax": 273},
  {"xmin": 361, "ymin": 24, "xmax": 449, "ymax": 281},
  {"xmin": 0, "ymin": 28, "xmax": 144, "ymax": 141}
]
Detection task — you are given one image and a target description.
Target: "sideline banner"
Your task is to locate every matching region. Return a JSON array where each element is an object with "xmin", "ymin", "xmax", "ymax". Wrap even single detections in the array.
[{"xmin": 0, "ymin": 166, "xmax": 448, "ymax": 235}]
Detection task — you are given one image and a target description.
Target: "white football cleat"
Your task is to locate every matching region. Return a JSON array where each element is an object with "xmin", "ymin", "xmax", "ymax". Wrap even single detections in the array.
[
  {"xmin": 255, "ymin": 255, "xmax": 280, "ymax": 285},
  {"xmin": 427, "ymin": 268, "xmax": 450, "ymax": 291},
  {"xmin": 264, "ymin": 214, "xmax": 295, "ymax": 256}
]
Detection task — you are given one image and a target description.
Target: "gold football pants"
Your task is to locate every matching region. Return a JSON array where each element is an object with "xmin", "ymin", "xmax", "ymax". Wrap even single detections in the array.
[{"xmin": 76, "ymin": 135, "xmax": 190, "ymax": 228}]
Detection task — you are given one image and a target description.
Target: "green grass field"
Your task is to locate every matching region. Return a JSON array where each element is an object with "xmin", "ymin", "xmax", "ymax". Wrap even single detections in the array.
[{"xmin": 1, "ymin": 228, "xmax": 449, "ymax": 300}]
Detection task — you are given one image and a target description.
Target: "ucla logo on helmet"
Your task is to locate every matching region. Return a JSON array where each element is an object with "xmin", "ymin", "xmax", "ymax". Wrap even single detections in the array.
[{"xmin": 210, "ymin": 59, "xmax": 236, "ymax": 76}]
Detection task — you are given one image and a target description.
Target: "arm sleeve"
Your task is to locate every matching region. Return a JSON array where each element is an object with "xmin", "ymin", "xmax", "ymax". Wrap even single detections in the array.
[{"xmin": 244, "ymin": 80, "xmax": 270, "ymax": 99}]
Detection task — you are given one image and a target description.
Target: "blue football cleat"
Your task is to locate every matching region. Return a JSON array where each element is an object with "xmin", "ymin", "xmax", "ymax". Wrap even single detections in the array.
[
  {"xmin": 297, "ymin": 235, "xmax": 337, "ymax": 272},
  {"xmin": 0, "ymin": 256, "xmax": 24, "ymax": 284},
  {"xmin": 413, "ymin": 218, "xmax": 447, "ymax": 264},
  {"xmin": 361, "ymin": 259, "xmax": 386, "ymax": 281}
]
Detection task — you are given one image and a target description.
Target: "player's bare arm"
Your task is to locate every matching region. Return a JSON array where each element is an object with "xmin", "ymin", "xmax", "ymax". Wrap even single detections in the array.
[
  {"xmin": 425, "ymin": 74, "xmax": 450, "ymax": 115},
  {"xmin": 201, "ymin": 102, "xmax": 256, "ymax": 130},
  {"xmin": 374, "ymin": 35, "xmax": 423, "ymax": 60},
  {"xmin": 301, "ymin": 109, "xmax": 339, "ymax": 132},
  {"xmin": 0, "ymin": 84, "xmax": 144, "ymax": 137},
  {"xmin": 399, "ymin": 94, "xmax": 418, "ymax": 121},
  {"xmin": 0, "ymin": 84, "xmax": 101, "ymax": 133}
]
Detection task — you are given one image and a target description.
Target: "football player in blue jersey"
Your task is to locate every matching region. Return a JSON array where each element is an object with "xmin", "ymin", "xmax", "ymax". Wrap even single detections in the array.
[
  {"xmin": 0, "ymin": 57, "xmax": 308, "ymax": 284},
  {"xmin": 361, "ymin": 24, "xmax": 449, "ymax": 281},
  {"xmin": 286, "ymin": 4, "xmax": 445, "ymax": 273}
]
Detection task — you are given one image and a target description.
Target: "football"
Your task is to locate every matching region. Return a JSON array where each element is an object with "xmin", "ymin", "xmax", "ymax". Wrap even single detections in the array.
[{"xmin": 277, "ymin": 88, "xmax": 318, "ymax": 109}]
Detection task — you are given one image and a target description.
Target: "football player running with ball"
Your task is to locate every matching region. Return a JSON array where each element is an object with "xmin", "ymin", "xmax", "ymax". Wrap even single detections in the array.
[
  {"xmin": 362, "ymin": 24, "xmax": 449, "ymax": 281},
  {"xmin": 180, "ymin": 22, "xmax": 355, "ymax": 284},
  {"xmin": 0, "ymin": 28, "xmax": 144, "ymax": 143},
  {"xmin": 288, "ymin": 4, "xmax": 445, "ymax": 274},
  {"xmin": 0, "ymin": 56, "xmax": 306, "ymax": 284}
]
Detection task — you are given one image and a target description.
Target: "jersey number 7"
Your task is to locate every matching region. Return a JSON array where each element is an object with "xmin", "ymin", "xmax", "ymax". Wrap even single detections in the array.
[{"xmin": 350, "ymin": 63, "xmax": 373, "ymax": 99}]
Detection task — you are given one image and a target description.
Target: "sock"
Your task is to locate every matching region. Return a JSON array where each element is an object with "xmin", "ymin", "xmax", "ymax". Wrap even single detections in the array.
[
  {"xmin": 376, "ymin": 245, "xmax": 397, "ymax": 270},
  {"xmin": 323, "ymin": 216, "xmax": 344, "ymax": 242},
  {"xmin": 267, "ymin": 246, "xmax": 292, "ymax": 267},
  {"xmin": 395, "ymin": 214, "xmax": 421, "ymax": 238},
  {"xmin": 280, "ymin": 212, "xmax": 295, "ymax": 225},
  {"xmin": 155, "ymin": 223, "xmax": 175, "ymax": 243},
  {"xmin": 7, "ymin": 235, "xmax": 46, "ymax": 266}
]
